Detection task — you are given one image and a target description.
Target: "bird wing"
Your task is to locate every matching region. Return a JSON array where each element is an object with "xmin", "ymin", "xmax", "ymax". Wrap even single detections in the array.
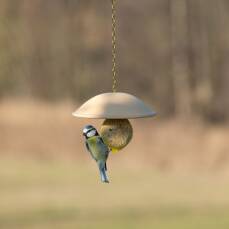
[
  {"xmin": 85, "ymin": 141, "xmax": 97, "ymax": 161},
  {"xmin": 105, "ymin": 162, "xmax": 107, "ymax": 171},
  {"xmin": 97, "ymin": 137, "xmax": 110, "ymax": 157},
  {"xmin": 100, "ymin": 137, "xmax": 111, "ymax": 154}
]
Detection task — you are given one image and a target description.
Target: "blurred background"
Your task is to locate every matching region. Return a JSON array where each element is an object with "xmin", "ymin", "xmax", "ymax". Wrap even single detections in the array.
[{"xmin": 1, "ymin": 0, "xmax": 229, "ymax": 228}]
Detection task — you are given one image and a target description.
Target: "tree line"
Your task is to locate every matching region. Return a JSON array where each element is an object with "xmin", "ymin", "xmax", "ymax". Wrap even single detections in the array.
[{"xmin": 0, "ymin": 0, "xmax": 228, "ymax": 122}]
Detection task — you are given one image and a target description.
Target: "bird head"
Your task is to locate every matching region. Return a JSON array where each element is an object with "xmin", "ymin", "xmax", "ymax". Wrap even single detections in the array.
[{"xmin": 83, "ymin": 125, "xmax": 98, "ymax": 139}]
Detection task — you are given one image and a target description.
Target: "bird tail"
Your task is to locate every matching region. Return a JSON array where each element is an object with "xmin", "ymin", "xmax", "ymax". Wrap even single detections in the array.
[{"xmin": 98, "ymin": 164, "xmax": 109, "ymax": 183}]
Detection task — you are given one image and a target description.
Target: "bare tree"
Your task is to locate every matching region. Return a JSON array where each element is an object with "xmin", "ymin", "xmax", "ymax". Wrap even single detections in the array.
[{"xmin": 170, "ymin": 0, "xmax": 192, "ymax": 119}]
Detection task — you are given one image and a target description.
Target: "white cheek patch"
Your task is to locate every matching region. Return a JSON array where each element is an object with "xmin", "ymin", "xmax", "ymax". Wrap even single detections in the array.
[{"xmin": 87, "ymin": 129, "xmax": 96, "ymax": 137}]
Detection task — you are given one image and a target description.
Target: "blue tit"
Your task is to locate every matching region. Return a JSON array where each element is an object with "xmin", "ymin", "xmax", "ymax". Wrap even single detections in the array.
[{"xmin": 83, "ymin": 125, "xmax": 110, "ymax": 183}]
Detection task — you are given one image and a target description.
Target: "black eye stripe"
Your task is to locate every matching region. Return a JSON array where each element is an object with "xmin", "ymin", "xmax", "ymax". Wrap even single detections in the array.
[{"xmin": 85, "ymin": 129, "xmax": 95, "ymax": 135}]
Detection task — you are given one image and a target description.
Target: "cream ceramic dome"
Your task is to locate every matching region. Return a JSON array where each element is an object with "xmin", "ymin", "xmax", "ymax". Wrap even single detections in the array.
[{"xmin": 72, "ymin": 92, "xmax": 156, "ymax": 119}]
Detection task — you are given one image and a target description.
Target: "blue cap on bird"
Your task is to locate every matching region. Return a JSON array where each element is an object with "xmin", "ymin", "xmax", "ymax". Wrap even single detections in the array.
[{"xmin": 83, "ymin": 125, "xmax": 95, "ymax": 135}]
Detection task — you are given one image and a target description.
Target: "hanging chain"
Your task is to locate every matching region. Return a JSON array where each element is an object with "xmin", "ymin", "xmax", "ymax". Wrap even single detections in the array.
[{"xmin": 111, "ymin": 0, "xmax": 117, "ymax": 92}]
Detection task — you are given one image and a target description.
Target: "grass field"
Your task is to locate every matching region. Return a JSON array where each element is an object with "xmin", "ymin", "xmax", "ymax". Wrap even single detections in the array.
[
  {"xmin": 1, "ymin": 159, "xmax": 229, "ymax": 229},
  {"xmin": 1, "ymin": 100, "xmax": 229, "ymax": 228}
]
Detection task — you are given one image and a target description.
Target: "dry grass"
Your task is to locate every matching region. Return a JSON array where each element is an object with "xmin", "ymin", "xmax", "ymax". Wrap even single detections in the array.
[
  {"xmin": 0, "ymin": 159, "xmax": 229, "ymax": 229},
  {"xmin": 1, "ymin": 99, "xmax": 229, "ymax": 228}
]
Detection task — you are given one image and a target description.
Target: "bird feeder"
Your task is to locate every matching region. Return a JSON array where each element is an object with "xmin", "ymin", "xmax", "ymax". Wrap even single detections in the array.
[{"xmin": 72, "ymin": 0, "xmax": 156, "ymax": 152}]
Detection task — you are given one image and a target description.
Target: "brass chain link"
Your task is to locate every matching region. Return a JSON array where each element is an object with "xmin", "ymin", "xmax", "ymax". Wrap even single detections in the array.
[{"xmin": 111, "ymin": 0, "xmax": 117, "ymax": 92}]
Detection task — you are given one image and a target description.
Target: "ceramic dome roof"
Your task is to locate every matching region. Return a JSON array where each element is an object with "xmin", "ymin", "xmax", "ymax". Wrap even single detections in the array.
[{"xmin": 72, "ymin": 92, "xmax": 156, "ymax": 119}]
